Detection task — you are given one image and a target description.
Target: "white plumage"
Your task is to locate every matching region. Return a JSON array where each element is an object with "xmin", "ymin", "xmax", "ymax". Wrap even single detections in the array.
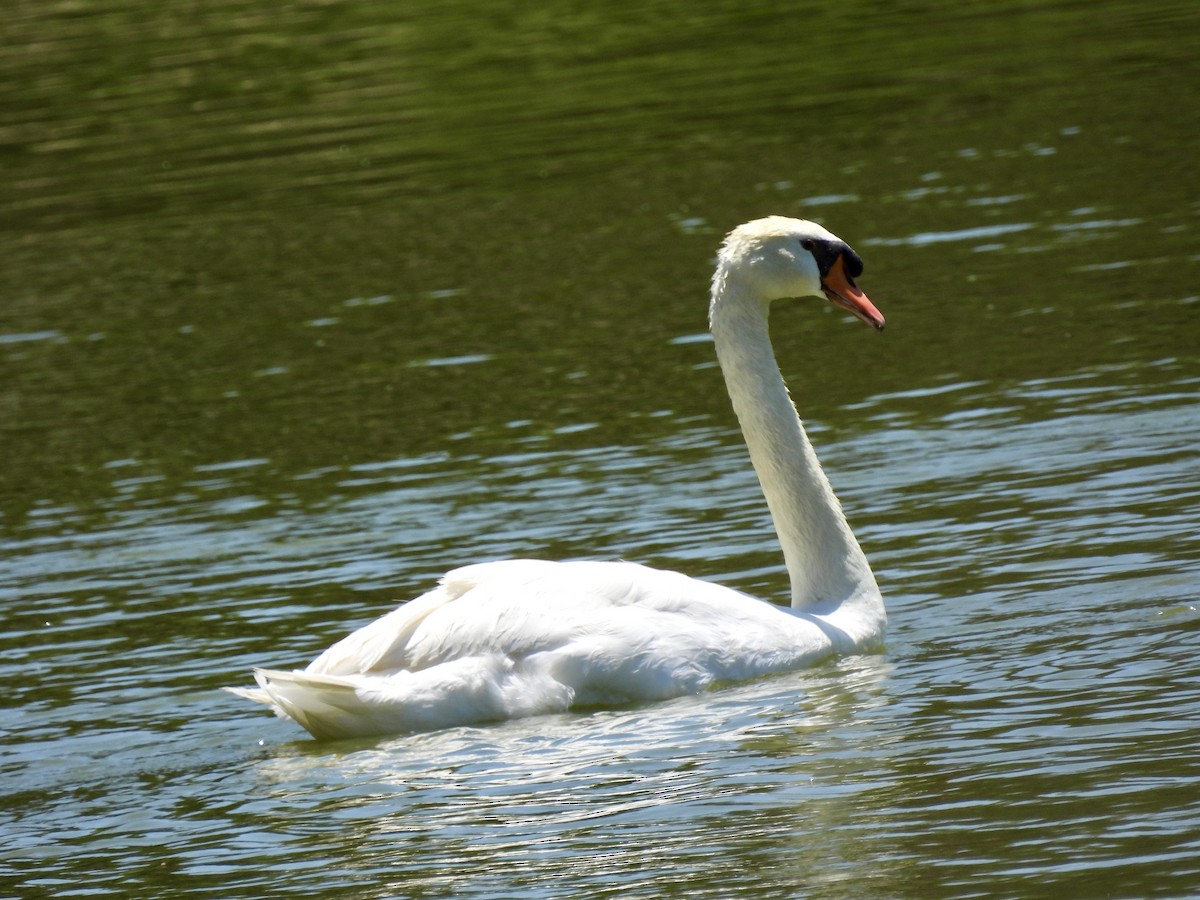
[{"xmin": 227, "ymin": 217, "xmax": 888, "ymax": 740}]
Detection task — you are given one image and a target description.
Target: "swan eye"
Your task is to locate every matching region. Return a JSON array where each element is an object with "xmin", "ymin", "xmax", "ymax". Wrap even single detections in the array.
[{"xmin": 800, "ymin": 239, "xmax": 816, "ymax": 252}]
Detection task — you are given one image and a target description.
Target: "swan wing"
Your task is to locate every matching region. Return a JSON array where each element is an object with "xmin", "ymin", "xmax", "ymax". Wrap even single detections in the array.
[
  {"xmin": 311, "ymin": 558, "xmax": 832, "ymax": 687},
  {"xmin": 301, "ymin": 559, "xmax": 589, "ymax": 677}
]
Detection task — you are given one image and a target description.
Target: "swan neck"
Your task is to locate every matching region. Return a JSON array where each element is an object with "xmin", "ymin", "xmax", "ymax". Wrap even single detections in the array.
[{"xmin": 709, "ymin": 281, "xmax": 878, "ymax": 613}]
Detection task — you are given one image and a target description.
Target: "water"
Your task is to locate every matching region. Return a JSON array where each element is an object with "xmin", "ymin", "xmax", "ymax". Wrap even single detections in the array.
[{"xmin": 2, "ymin": 0, "xmax": 1199, "ymax": 896}]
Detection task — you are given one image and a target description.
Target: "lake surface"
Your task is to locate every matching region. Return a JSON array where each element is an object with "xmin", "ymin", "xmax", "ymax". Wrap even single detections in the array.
[{"xmin": 2, "ymin": 1, "xmax": 1198, "ymax": 896}]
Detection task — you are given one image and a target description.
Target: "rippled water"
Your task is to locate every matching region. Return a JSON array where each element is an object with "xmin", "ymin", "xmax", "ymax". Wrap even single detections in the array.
[
  {"xmin": 6, "ymin": 369, "xmax": 1198, "ymax": 896},
  {"xmin": 3, "ymin": 0, "xmax": 1199, "ymax": 896}
]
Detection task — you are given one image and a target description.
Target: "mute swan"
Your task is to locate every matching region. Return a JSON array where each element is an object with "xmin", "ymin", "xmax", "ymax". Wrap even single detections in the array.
[{"xmin": 227, "ymin": 216, "xmax": 887, "ymax": 740}]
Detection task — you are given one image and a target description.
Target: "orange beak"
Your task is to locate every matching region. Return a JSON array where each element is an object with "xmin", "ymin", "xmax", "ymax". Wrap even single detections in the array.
[{"xmin": 821, "ymin": 255, "xmax": 885, "ymax": 331}]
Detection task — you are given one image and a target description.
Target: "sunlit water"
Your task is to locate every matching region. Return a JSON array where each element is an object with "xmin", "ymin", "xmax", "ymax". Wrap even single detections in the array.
[
  {"xmin": 5, "ymin": 366, "xmax": 1198, "ymax": 896},
  {"xmin": 3, "ymin": 0, "xmax": 1199, "ymax": 896}
]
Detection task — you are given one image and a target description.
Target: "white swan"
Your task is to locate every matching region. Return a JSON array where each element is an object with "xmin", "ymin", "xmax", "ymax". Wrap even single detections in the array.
[{"xmin": 227, "ymin": 216, "xmax": 887, "ymax": 740}]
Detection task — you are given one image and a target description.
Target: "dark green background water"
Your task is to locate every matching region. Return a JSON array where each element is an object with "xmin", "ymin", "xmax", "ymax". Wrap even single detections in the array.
[{"xmin": 2, "ymin": 1, "xmax": 1198, "ymax": 896}]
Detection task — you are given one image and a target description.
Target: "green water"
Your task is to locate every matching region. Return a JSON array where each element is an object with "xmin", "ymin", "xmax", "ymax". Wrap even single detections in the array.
[{"xmin": 2, "ymin": 1, "xmax": 1198, "ymax": 896}]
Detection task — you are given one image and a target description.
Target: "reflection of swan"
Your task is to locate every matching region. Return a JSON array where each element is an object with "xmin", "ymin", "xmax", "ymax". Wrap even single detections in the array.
[{"xmin": 227, "ymin": 217, "xmax": 887, "ymax": 740}]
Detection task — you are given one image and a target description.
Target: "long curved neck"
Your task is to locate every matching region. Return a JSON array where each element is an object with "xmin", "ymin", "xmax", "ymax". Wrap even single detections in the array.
[{"xmin": 709, "ymin": 274, "xmax": 881, "ymax": 629}]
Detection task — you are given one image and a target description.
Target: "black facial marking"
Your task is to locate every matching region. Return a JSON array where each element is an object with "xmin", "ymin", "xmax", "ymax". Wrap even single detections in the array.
[
  {"xmin": 805, "ymin": 239, "xmax": 864, "ymax": 281},
  {"xmin": 841, "ymin": 245, "xmax": 864, "ymax": 279}
]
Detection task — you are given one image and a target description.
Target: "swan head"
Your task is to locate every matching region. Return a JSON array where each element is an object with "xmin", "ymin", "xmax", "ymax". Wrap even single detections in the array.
[{"xmin": 715, "ymin": 216, "xmax": 885, "ymax": 331}]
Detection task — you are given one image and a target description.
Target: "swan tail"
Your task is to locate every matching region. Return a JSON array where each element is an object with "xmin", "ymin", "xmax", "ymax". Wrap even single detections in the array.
[
  {"xmin": 241, "ymin": 667, "xmax": 383, "ymax": 741},
  {"xmin": 222, "ymin": 683, "xmax": 275, "ymax": 708},
  {"xmin": 233, "ymin": 656, "xmax": 577, "ymax": 741}
]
